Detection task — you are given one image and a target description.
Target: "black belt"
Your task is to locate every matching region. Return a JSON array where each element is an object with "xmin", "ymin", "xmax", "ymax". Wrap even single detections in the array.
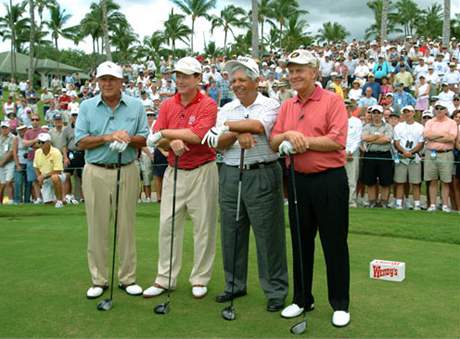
[
  {"xmin": 430, "ymin": 149, "xmax": 452, "ymax": 153},
  {"xmin": 90, "ymin": 161, "xmax": 133, "ymax": 169},
  {"xmin": 177, "ymin": 159, "xmax": 214, "ymax": 171},
  {"xmin": 228, "ymin": 160, "xmax": 277, "ymax": 170}
]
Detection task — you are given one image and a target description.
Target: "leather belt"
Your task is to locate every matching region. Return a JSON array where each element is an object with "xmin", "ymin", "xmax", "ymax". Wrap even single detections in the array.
[
  {"xmin": 228, "ymin": 160, "xmax": 277, "ymax": 170},
  {"xmin": 91, "ymin": 161, "xmax": 133, "ymax": 169},
  {"xmin": 430, "ymin": 149, "xmax": 452, "ymax": 153}
]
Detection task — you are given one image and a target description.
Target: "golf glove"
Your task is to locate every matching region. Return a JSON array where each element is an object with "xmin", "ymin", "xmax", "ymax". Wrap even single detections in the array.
[
  {"xmin": 109, "ymin": 141, "xmax": 128, "ymax": 153},
  {"xmin": 147, "ymin": 131, "xmax": 162, "ymax": 147},
  {"xmin": 278, "ymin": 140, "xmax": 296, "ymax": 156},
  {"xmin": 202, "ymin": 125, "xmax": 230, "ymax": 148}
]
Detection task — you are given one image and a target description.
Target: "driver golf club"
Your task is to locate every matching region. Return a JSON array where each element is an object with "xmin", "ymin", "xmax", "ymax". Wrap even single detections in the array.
[
  {"xmin": 154, "ymin": 154, "xmax": 179, "ymax": 315},
  {"xmin": 288, "ymin": 154, "xmax": 307, "ymax": 334},
  {"xmin": 97, "ymin": 152, "xmax": 122, "ymax": 311},
  {"xmin": 221, "ymin": 148, "xmax": 245, "ymax": 321}
]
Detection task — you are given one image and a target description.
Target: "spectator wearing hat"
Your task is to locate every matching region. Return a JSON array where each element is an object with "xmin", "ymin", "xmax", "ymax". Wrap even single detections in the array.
[
  {"xmin": 372, "ymin": 56, "xmax": 390, "ymax": 83},
  {"xmin": 414, "ymin": 58, "xmax": 429, "ymax": 79},
  {"xmin": 33, "ymin": 132, "xmax": 66, "ymax": 208},
  {"xmin": 353, "ymin": 58, "xmax": 370, "ymax": 83},
  {"xmin": 433, "ymin": 54, "xmax": 448, "ymax": 75},
  {"xmin": 358, "ymin": 87, "xmax": 378, "ymax": 114},
  {"xmin": 393, "ymin": 64, "xmax": 414, "ymax": 92},
  {"xmin": 344, "ymin": 53, "xmax": 357, "ymax": 85},
  {"xmin": 425, "ymin": 65, "xmax": 440, "ymax": 89},
  {"xmin": 58, "ymin": 88, "xmax": 71, "ymax": 111},
  {"xmin": 450, "ymin": 110, "xmax": 460, "ymax": 211},
  {"xmin": 348, "ymin": 80, "xmax": 362, "ymax": 101},
  {"xmin": 362, "ymin": 73, "xmax": 381, "ymax": 100},
  {"xmin": 143, "ymin": 56, "xmax": 218, "ymax": 300},
  {"xmin": 437, "ymin": 83, "xmax": 456, "ymax": 115},
  {"xmin": 3, "ymin": 95, "xmax": 16, "ymax": 117},
  {"xmin": 61, "ymin": 110, "xmax": 83, "ymax": 205},
  {"xmin": 49, "ymin": 113, "xmax": 66, "ymax": 152},
  {"xmin": 393, "ymin": 105, "xmax": 424, "ymax": 210},
  {"xmin": 0, "ymin": 121, "xmax": 15, "ymax": 204},
  {"xmin": 319, "ymin": 55, "xmax": 334, "ymax": 88},
  {"xmin": 361, "ymin": 105, "xmax": 394, "ymax": 208},
  {"xmin": 344, "ymin": 100, "xmax": 362, "ymax": 207},
  {"xmin": 138, "ymin": 110, "xmax": 155, "ymax": 203},
  {"xmin": 75, "ymin": 61, "xmax": 148, "ymax": 299},
  {"xmin": 12, "ymin": 125, "xmax": 30, "ymax": 203},
  {"xmin": 414, "ymin": 75, "xmax": 430, "ymax": 112},
  {"xmin": 393, "ymin": 83, "xmax": 416, "ymax": 109},
  {"xmin": 277, "ymin": 80, "xmax": 294, "ymax": 104},
  {"xmin": 387, "ymin": 109, "xmax": 400, "ymax": 128},
  {"xmin": 217, "ymin": 71, "xmax": 234, "ymax": 107},
  {"xmin": 206, "ymin": 78, "xmax": 221, "ymax": 105},
  {"xmin": 40, "ymin": 88, "xmax": 54, "ymax": 115},
  {"xmin": 378, "ymin": 76, "xmax": 393, "ymax": 102},
  {"xmin": 423, "ymin": 101, "xmax": 458, "ymax": 212},
  {"xmin": 270, "ymin": 49, "xmax": 351, "ymax": 327},
  {"xmin": 330, "ymin": 74, "xmax": 345, "ymax": 99}
]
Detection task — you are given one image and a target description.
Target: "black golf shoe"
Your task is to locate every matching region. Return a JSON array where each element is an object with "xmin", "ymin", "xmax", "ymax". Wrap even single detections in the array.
[
  {"xmin": 266, "ymin": 299, "xmax": 284, "ymax": 312},
  {"xmin": 215, "ymin": 290, "xmax": 247, "ymax": 303}
]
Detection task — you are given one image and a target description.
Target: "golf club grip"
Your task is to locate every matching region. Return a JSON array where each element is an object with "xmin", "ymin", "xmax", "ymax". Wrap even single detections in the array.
[{"xmin": 109, "ymin": 153, "xmax": 122, "ymax": 300}]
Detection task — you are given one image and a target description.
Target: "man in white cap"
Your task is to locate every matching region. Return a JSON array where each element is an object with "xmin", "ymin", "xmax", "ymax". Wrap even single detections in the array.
[
  {"xmin": 75, "ymin": 61, "xmax": 149, "ymax": 299},
  {"xmin": 270, "ymin": 50, "xmax": 351, "ymax": 327},
  {"xmin": 393, "ymin": 105, "xmax": 424, "ymax": 210},
  {"xmin": 33, "ymin": 132, "xmax": 66, "ymax": 208},
  {"xmin": 201, "ymin": 56, "xmax": 288, "ymax": 312},
  {"xmin": 0, "ymin": 121, "xmax": 15, "ymax": 204},
  {"xmin": 143, "ymin": 56, "xmax": 218, "ymax": 299}
]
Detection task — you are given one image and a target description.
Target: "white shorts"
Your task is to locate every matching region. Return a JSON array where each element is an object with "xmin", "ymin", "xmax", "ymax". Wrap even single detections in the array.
[
  {"xmin": 0, "ymin": 161, "xmax": 15, "ymax": 184},
  {"xmin": 41, "ymin": 173, "xmax": 66, "ymax": 203}
]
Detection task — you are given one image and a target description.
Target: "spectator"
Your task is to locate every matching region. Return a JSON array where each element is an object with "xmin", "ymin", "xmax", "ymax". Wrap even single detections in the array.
[
  {"xmin": 206, "ymin": 78, "xmax": 220, "ymax": 105},
  {"xmin": 393, "ymin": 64, "xmax": 414, "ymax": 91},
  {"xmin": 393, "ymin": 83, "xmax": 416, "ymax": 108},
  {"xmin": 348, "ymin": 80, "xmax": 362, "ymax": 101},
  {"xmin": 218, "ymin": 71, "xmax": 233, "ymax": 107},
  {"xmin": 3, "ymin": 95, "xmax": 16, "ymax": 116},
  {"xmin": 423, "ymin": 101, "xmax": 458, "ymax": 212},
  {"xmin": 414, "ymin": 75, "xmax": 430, "ymax": 112},
  {"xmin": 12, "ymin": 125, "xmax": 30, "ymax": 203},
  {"xmin": 358, "ymin": 87, "xmax": 378, "ymax": 112},
  {"xmin": 437, "ymin": 83, "xmax": 456, "ymax": 115},
  {"xmin": 344, "ymin": 99, "xmax": 362, "ymax": 207},
  {"xmin": 362, "ymin": 73, "xmax": 381, "ymax": 100},
  {"xmin": 139, "ymin": 110, "xmax": 155, "ymax": 203},
  {"xmin": 40, "ymin": 88, "xmax": 54, "ymax": 115},
  {"xmin": 62, "ymin": 111, "xmax": 82, "ymax": 205},
  {"xmin": 58, "ymin": 88, "xmax": 71, "ymax": 111},
  {"xmin": 0, "ymin": 121, "xmax": 15, "ymax": 204},
  {"xmin": 372, "ymin": 56, "xmax": 390, "ymax": 83}
]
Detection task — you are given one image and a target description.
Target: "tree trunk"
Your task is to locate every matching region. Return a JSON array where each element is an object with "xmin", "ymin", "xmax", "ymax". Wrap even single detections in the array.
[
  {"xmin": 251, "ymin": 0, "xmax": 259, "ymax": 58},
  {"xmin": 223, "ymin": 29, "xmax": 228, "ymax": 55},
  {"xmin": 279, "ymin": 22, "xmax": 283, "ymax": 50},
  {"xmin": 101, "ymin": 0, "xmax": 112, "ymax": 61},
  {"xmin": 380, "ymin": 0, "xmax": 388, "ymax": 44},
  {"xmin": 191, "ymin": 16, "xmax": 195, "ymax": 53},
  {"xmin": 28, "ymin": 0, "xmax": 36, "ymax": 84},
  {"xmin": 9, "ymin": 0, "xmax": 16, "ymax": 79},
  {"xmin": 442, "ymin": 0, "xmax": 450, "ymax": 46}
]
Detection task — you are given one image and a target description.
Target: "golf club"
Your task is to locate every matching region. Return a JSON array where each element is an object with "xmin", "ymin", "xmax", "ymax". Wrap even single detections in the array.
[
  {"xmin": 97, "ymin": 152, "xmax": 122, "ymax": 311},
  {"xmin": 154, "ymin": 154, "xmax": 179, "ymax": 315},
  {"xmin": 288, "ymin": 154, "xmax": 307, "ymax": 334},
  {"xmin": 221, "ymin": 148, "xmax": 245, "ymax": 321}
]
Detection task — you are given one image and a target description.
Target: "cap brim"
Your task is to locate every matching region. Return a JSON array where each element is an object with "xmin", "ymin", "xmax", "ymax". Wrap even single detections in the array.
[{"xmin": 173, "ymin": 67, "xmax": 199, "ymax": 75}]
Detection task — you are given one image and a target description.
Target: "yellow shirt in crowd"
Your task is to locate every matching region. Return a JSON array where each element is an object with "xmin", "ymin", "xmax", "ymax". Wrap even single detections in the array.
[{"xmin": 33, "ymin": 146, "xmax": 63, "ymax": 175}]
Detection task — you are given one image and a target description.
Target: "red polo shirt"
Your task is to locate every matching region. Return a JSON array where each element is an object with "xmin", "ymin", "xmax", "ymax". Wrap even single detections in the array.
[
  {"xmin": 154, "ymin": 91, "xmax": 217, "ymax": 169},
  {"xmin": 271, "ymin": 86, "xmax": 347, "ymax": 174}
]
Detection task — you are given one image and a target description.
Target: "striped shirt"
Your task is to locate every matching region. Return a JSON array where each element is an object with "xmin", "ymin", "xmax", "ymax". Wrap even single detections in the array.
[{"xmin": 217, "ymin": 93, "xmax": 279, "ymax": 166}]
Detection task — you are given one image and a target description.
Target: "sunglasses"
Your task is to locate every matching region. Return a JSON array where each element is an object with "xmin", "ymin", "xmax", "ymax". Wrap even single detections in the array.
[
  {"xmin": 422, "ymin": 116, "xmax": 432, "ymax": 119},
  {"xmin": 434, "ymin": 106, "xmax": 446, "ymax": 110},
  {"xmin": 37, "ymin": 141, "xmax": 44, "ymax": 144},
  {"xmin": 31, "ymin": 118, "xmax": 40, "ymax": 121}
]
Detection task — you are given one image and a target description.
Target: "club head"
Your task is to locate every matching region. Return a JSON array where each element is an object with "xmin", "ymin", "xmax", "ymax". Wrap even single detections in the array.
[
  {"xmin": 154, "ymin": 302, "xmax": 170, "ymax": 315},
  {"xmin": 221, "ymin": 306, "xmax": 236, "ymax": 321},
  {"xmin": 290, "ymin": 319, "xmax": 307, "ymax": 335},
  {"xmin": 96, "ymin": 299, "xmax": 113, "ymax": 311}
]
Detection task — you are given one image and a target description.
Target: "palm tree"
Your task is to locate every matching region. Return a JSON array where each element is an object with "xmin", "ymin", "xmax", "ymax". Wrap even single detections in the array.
[
  {"xmin": 142, "ymin": 31, "xmax": 165, "ymax": 60},
  {"xmin": 228, "ymin": 30, "xmax": 252, "ymax": 56},
  {"xmin": 269, "ymin": 0, "xmax": 307, "ymax": 50},
  {"xmin": 210, "ymin": 5, "xmax": 248, "ymax": 55},
  {"xmin": 28, "ymin": 0, "xmax": 35, "ymax": 83},
  {"xmin": 111, "ymin": 19, "xmax": 138, "ymax": 63},
  {"xmin": 163, "ymin": 9, "xmax": 191, "ymax": 56},
  {"xmin": 452, "ymin": 13, "xmax": 460, "ymax": 40},
  {"xmin": 204, "ymin": 41, "xmax": 222, "ymax": 58},
  {"xmin": 263, "ymin": 27, "xmax": 280, "ymax": 52},
  {"xmin": 365, "ymin": 0, "xmax": 401, "ymax": 40},
  {"xmin": 0, "ymin": 1, "xmax": 29, "ymax": 79},
  {"xmin": 380, "ymin": 0, "xmax": 388, "ymax": 43},
  {"xmin": 101, "ymin": 0, "xmax": 112, "ymax": 60},
  {"xmin": 394, "ymin": 0, "xmax": 422, "ymax": 37},
  {"xmin": 283, "ymin": 13, "xmax": 312, "ymax": 51},
  {"xmin": 47, "ymin": 3, "xmax": 74, "ymax": 51},
  {"xmin": 442, "ymin": 0, "xmax": 450, "ymax": 45},
  {"xmin": 171, "ymin": 0, "xmax": 216, "ymax": 53},
  {"xmin": 253, "ymin": 0, "xmax": 274, "ymax": 45},
  {"xmin": 316, "ymin": 22, "xmax": 349, "ymax": 43},
  {"xmin": 251, "ymin": 0, "xmax": 259, "ymax": 58},
  {"xmin": 415, "ymin": 4, "xmax": 443, "ymax": 39}
]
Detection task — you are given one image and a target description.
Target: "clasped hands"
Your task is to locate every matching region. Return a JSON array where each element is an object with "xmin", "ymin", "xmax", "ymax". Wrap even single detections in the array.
[
  {"xmin": 108, "ymin": 130, "xmax": 130, "ymax": 153},
  {"xmin": 279, "ymin": 131, "xmax": 309, "ymax": 155},
  {"xmin": 202, "ymin": 125, "xmax": 257, "ymax": 150}
]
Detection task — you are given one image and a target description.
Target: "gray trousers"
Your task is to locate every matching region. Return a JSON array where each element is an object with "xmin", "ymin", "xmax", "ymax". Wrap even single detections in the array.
[{"xmin": 219, "ymin": 162, "xmax": 288, "ymax": 301}]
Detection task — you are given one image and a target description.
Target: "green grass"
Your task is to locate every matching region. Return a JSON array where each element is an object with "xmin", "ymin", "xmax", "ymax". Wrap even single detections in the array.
[{"xmin": 0, "ymin": 205, "xmax": 459, "ymax": 338}]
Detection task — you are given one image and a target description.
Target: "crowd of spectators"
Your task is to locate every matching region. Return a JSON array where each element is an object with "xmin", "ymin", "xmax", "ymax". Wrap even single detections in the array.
[{"xmin": 0, "ymin": 36, "xmax": 459, "ymax": 211}]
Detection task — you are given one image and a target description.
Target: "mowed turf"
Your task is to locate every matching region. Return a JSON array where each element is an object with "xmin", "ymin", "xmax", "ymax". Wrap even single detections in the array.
[{"xmin": 0, "ymin": 205, "xmax": 459, "ymax": 338}]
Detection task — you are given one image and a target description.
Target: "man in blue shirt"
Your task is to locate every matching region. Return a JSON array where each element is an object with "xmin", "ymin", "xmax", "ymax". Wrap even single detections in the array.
[
  {"xmin": 392, "ymin": 83, "xmax": 416, "ymax": 108},
  {"xmin": 362, "ymin": 73, "xmax": 381, "ymax": 100},
  {"xmin": 75, "ymin": 61, "xmax": 149, "ymax": 300}
]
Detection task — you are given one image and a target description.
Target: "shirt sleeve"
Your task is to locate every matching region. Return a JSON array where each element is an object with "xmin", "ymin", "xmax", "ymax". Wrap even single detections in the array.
[
  {"xmin": 53, "ymin": 150, "xmax": 64, "ymax": 171},
  {"xmin": 152, "ymin": 101, "xmax": 168, "ymax": 132},
  {"xmin": 135, "ymin": 103, "xmax": 149, "ymax": 138},
  {"xmin": 74, "ymin": 101, "xmax": 90, "ymax": 145},
  {"xmin": 270, "ymin": 101, "xmax": 288, "ymax": 139},
  {"xmin": 189, "ymin": 99, "xmax": 218, "ymax": 139},
  {"xmin": 254, "ymin": 99, "xmax": 280, "ymax": 137},
  {"xmin": 325, "ymin": 96, "xmax": 348, "ymax": 147}
]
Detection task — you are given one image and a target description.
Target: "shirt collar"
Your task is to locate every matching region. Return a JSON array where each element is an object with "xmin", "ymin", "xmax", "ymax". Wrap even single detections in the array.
[
  {"xmin": 96, "ymin": 92, "xmax": 127, "ymax": 107},
  {"xmin": 294, "ymin": 85, "xmax": 323, "ymax": 104},
  {"xmin": 174, "ymin": 90, "xmax": 204, "ymax": 107},
  {"xmin": 233, "ymin": 92, "xmax": 265, "ymax": 109}
]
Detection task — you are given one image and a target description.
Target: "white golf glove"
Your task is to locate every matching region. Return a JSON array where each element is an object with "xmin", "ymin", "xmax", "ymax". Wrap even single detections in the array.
[
  {"xmin": 278, "ymin": 140, "xmax": 296, "ymax": 156},
  {"xmin": 109, "ymin": 141, "xmax": 128, "ymax": 153},
  {"xmin": 201, "ymin": 125, "xmax": 230, "ymax": 148},
  {"xmin": 147, "ymin": 131, "xmax": 162, "ymax": 147}
]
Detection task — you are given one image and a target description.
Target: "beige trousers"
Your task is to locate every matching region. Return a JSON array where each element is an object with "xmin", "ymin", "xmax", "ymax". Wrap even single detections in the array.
[
  {"xmin": 82, "ymin": 163, "xmax": 139, "ymax": 286},
  {"xmin": 345, "ymin": 151, "xmax": 360, "ymax": 204},
  {"xmin": 155, "ymin": 161, "xmax": 218, "ymax": 289}
]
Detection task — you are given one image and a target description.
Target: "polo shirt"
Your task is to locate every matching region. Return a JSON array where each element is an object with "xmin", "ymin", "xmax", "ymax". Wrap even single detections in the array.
[
  {"xmin": 362, "ymin": 122, "xmax": 393, "ymax": 152},
  {"xmin": 271, "ymin": 86, "xmax": 347, "ymax": 174},
  {"xmin": 153, "ymin": 91, "xmax": 217, "ymax": 169},
  {"xmin": 75, "ymin": 93, "xmax": 149, "ymax": 164},
  {"xmin": 33, "ymin": 146, "xmax": 63, "ymax": 175},
  {"xmin": 423, "ymin": 117, "xmax": 457, "ymax": 151},
  {"xmin": 24, "ymin": 128, "xmax": 46, "ymax": 160}
]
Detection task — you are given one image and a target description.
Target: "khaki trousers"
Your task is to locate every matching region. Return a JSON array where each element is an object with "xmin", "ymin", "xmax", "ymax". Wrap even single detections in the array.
[
  {"xmin": 82, "ymin": 163, "xmax": 139, "ymax": 286},
  {"xmin": 345, "ymin": 151, "xmax": 360, "ymax": 204},
  {"xmin": 155, "ymin": 161, "xmax": 218, "ymax": 288}
]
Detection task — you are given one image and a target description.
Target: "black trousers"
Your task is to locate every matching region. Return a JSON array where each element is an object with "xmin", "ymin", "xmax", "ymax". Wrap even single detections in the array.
[{"xmin": 287, "ymin": 166, "xmax": 350, "ymax": 311}]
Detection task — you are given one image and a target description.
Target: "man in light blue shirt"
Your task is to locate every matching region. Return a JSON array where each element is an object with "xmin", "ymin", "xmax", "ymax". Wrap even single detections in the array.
[{"xmin": 75, "ymin": 61, "xmax": 148, "ymax": 300}]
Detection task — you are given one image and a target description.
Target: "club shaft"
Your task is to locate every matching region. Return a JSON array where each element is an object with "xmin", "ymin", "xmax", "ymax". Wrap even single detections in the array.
[
  {"xmin": 166, "ymin": 155, "xmax": 179, "ymax": 300},
  {"xmin": 109, "ymin": 153, "xmax": 122, "ymax": 301}
]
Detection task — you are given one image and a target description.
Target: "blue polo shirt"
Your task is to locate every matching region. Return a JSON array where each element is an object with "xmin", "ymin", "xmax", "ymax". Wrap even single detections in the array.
[{"xmin": 75, "ymin": 93, "xmax": 149, "ymax": 164}]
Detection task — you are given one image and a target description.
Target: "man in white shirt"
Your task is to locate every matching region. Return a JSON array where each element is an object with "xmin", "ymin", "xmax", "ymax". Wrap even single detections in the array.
[
  {"xmin": 413, "ymin": 58, "xmax": 429, "ymax": 79},
  {"xmin": 442, "ymin": 63, "xmax": 460, "ymax": 87},
  {"xmin": 437, "ymin": 83, "xmax": 456, "ymax": 115},
  {"xmin": 320, "ymin": 55, "xmax": 334, "ymax": 88},
  {"xmin": 344, "ymin": 100, "xmax": 362, "ymax": 207},
  {"xmin": 393, "ymin": 105, "xmax": 424, "ymax": 210}
]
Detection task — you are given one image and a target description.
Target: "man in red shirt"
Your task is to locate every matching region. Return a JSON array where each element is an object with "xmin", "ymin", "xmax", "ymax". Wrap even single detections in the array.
[
  {"xmin": 143, "ymin": 57, "xmax": 218, "ymax": 299},
  {"xmin": 58, "ymin": 88, "xmax": 71, "ymax": 110},
  {"xmin": 270, "ymin": 49, "xmax": 350, "ymax": 327}
]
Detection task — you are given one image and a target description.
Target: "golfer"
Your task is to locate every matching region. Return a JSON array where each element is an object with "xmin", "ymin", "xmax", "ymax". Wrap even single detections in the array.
[
  {"xmin": 143, "ymin": 56, "xmax": 218, "ymax": 299},
  {"xmin": 75, "ymin": 61, "xmax": 149, "ymax": 299},
  {"xmin": 270, "ymin": 50, "xmax": 351, "ymax": 327},
  {"xmin": 202, "ymin": 56, "xmax": 288, "ymax": 312}
]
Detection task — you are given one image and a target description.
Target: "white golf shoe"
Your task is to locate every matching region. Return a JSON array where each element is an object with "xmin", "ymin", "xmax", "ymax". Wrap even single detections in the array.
[
  {"xmin": 281, "ymin": 304, "xmax": 304, "ymax": 318},
  {"xmin": 192, "ymin": 285, "xmax": 207, "ymax": 299},
  {"xmin": 143, "ymin": 284, "xmax": 166, "ymax": 298},
  {"xmin": 332, "ymin": 310, "xmax": 350, "ymax": 327},
  {"xmin": 119, "ymin": 283, "xmax": 143, "ymax": 296},
  {"xmin": 86, "ymin": 285, "xmax": 107, "ymax": 299}
]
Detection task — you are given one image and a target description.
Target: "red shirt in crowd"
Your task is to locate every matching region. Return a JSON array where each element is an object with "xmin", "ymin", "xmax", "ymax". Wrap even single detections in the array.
[
  {"xmin": 271, "ymin": 86, "xmax": 348, "ymax": 174},
  {"xmin": 24, "ymin": 127, "xmax": 46, "ymax": 160},
  {"xmin": 154, "ymin": 91, "xmax": 217, "ymax": 169},
  {"xmin": 59, "ymin": 94, "xmax": 71, "ymax": 110}
]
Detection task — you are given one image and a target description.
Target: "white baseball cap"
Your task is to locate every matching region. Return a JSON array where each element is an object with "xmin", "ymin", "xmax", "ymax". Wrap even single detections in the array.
[
  {"xmin": 174, "ymin": 57, "xmax": 202, "ymax": 75},
  {"xmin": 96, "ymin": 61, "xmax": 123, "ymax": 79},
  {"xmin": 37, "ymin": 133, "xmax": 51, "ymax": 142},
  {"xmin": 422, "ymin": 110, "xmax": 434, "ymax": 118},
  {"xmin": 287, "ymin": 49, "xmax": 318, "ymax": 67},
  {"xmin": 1, "ymin": 120, "xmax": 9, "ymax": 128},
  {"xmin": 370, "ymin": 105, "xmax": 384, "ymax": 113},
  {"xmin": 225, "ymin": 56, "xmax": 260, "ymax": 77},
  {"xmin": 402, "ymin": 105, "xmax": 415, "ymax": 112}
]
